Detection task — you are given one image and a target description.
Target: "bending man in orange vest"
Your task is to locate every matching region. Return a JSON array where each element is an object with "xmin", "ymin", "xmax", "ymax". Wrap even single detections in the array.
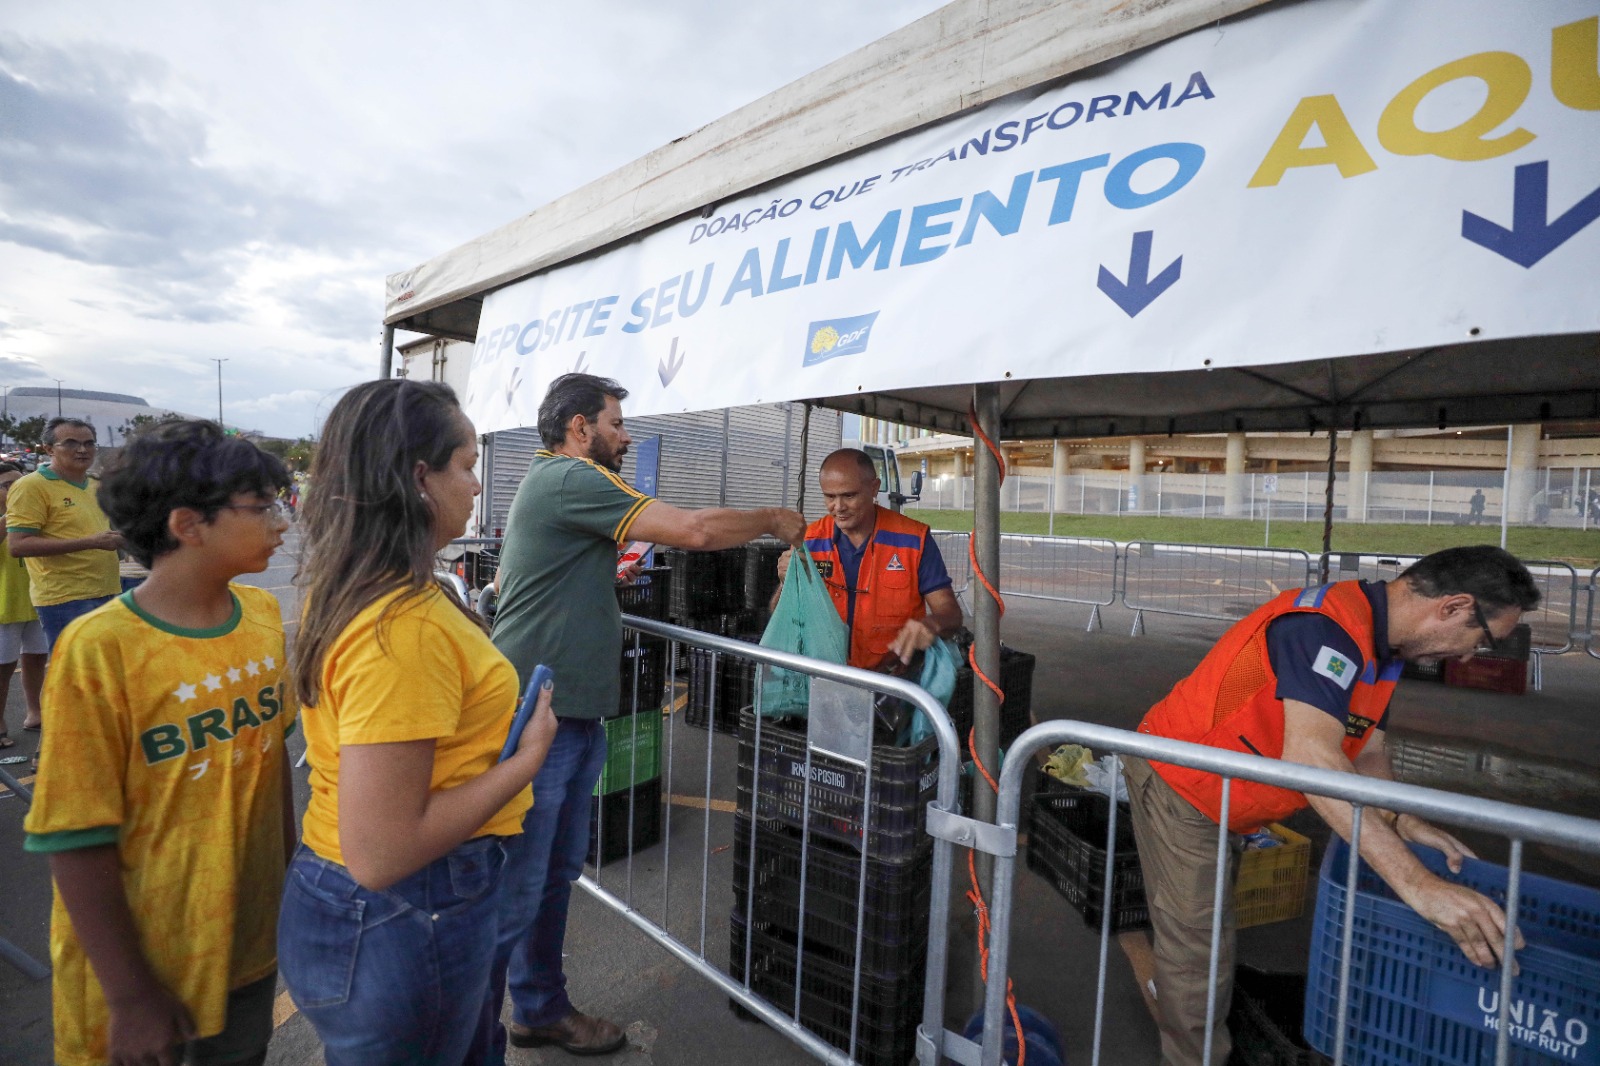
[
  {"xmin": 776, "ymin": 448, "xmax": 962, "ymax": 669},
  {"xmin": 1127, "ymin": 545, "xmax": 1539, "ymax": 1066}
]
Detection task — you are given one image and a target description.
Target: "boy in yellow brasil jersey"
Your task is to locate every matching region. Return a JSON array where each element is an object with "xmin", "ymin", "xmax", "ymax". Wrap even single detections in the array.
[{"xmin": 24, "ymin": 420, "xmax": 294, "ymax": 1066}]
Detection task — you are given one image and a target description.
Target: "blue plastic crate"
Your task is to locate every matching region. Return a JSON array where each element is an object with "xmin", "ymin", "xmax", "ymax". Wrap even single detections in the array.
[{"xmin": 1304, "ymin": 838, "xmax": 1600, "ymax": 1065}]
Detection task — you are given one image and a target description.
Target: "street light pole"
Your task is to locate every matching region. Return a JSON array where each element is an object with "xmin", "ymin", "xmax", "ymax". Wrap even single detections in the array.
[
  {"xmin": 52, "ymin": 379, "xmax": 65, "ymax": 416},
  {"xmin": 211, "ymin": 358, "xmax": 228, "ymax": 428}
]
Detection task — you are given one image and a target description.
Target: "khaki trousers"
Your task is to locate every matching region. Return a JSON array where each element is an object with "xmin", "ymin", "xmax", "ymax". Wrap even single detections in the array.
[{"xmin": 1123, "ymin": 756, "xmax": 1239, "ymax": 1066}]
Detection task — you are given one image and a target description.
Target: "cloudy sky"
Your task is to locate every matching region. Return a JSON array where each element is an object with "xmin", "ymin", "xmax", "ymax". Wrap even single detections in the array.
[{"xmin": 0, "ymin": 1, "xmax": 946, "ymax": 438}]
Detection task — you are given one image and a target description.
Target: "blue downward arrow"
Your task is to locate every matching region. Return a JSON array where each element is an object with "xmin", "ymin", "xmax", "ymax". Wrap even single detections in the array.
[
  {"xmin": 1462, "ymin": 161, "xmax": 1600, "ymax": 268},
  {"xmin": 1097, "ymin": 231, "xmax": 1182, "ymax": 317}
]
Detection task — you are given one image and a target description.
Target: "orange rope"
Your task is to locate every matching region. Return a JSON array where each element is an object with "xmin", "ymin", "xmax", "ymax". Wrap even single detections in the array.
[
  {"xmin": 964, "ymin": 401, "xmax": 1024, "ymax": 1066},
  {"xmin": 967, "ymin": 727, "xmax": 1024, "ymax": 1065}
]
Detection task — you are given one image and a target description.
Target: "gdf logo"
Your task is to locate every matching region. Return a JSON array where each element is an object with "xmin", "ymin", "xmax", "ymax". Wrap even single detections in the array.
[{"xmin": 802, "ymin": 311, "xmax": 881, "ymax": 367}]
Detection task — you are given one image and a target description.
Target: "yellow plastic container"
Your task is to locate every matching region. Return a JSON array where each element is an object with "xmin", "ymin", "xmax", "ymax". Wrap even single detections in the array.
[{"xmin": 1234, "ymin": 823, "xmax": 1310, "ymax": 929}]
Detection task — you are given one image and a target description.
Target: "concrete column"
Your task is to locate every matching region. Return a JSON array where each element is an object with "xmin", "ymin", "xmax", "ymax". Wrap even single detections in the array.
[
  {"xmin": 1128, "ymin": 438, "xmax": 1147, "ymax": 512},
  {"xmin": 1223, "ymin": 432, "xmax": 1248, "ymax": 516},
  {"xmin": 1348, "ymin": 429, "xmax": 1374, "ymax": 522},
  {"xmin": 1506, "ymin": 423, "xmax": 1540, "ymax": 523},
  {"xmin": 1052, "ymin": 439, "xmax": 1071, "ymax": 513}
]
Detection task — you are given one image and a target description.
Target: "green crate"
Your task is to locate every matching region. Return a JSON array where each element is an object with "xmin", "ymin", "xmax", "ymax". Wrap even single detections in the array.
[{"xmin": 595, "ymin": 711, "xmax": 662, "ymax": 795}]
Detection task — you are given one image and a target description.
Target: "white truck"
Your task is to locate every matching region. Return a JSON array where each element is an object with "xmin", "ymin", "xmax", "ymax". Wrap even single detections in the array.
[{"xmin": 842, "ymin": 438, "xmax": 923, "ymax": 513}]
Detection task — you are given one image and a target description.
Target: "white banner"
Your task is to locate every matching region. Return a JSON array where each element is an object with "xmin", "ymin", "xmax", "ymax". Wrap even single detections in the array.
[{"xmin": 466, "ymin": 0, "xmax": 1600, "ymax": 432}]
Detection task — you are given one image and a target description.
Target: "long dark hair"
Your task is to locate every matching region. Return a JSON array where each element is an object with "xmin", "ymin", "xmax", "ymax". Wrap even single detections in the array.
[{"xmin": 292, "ymin": 379, "xmax": 480, "ymax": 706}]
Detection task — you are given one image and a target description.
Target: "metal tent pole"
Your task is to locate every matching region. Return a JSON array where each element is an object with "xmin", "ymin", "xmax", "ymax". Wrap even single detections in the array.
[
  {"xmin": 379, "ymin": 324, "xmax": 395, "ymax": 379},
  {"xmin": 1320, "ymin": 420, "xmax": 1338, "ymax": 584},
  {"xmin": 1500, "ymin": 426, "xmax": 1512, "ymax": 550},
  {"xmin": 796, "ymin": 403, "xmax": 812, "ymax": 515},
  {"xmin": 971, "ymin": 383, "xmax": 1003, "ymax": 876}
]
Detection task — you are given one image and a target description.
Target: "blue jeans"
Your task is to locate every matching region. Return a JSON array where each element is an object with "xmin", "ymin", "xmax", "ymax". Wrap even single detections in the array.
[
  {"xmin": 481, "ymin": 718, "xmax": 606, "ymax": 1059},
  {"xmin": 278, "ymin": 837, "xmax": 507, "ymax": 1066},
  {"xmin": 36, "ymin": 595, "xmax": 113, "ymax": 650}
]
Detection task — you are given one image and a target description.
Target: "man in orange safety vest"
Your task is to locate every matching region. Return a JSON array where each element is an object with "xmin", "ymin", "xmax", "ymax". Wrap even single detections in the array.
[
  {"xmin": 1127, "ymin": 545, "xmax": 1540, "ymax": 1066},
  {"xmin": 776, "ymin": 448, "xmax": 962, "ymax": 670}
]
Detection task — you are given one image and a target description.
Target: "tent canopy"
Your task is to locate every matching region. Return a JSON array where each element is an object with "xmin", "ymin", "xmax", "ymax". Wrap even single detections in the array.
[
  {"xmin": 389, "ymin": 0, "xmax": 1599, "ymax": 439},
  {"xmin": 820, "ymin": 336, "xmax": 1600, "ymax": 440},
  {"xmin": 385, "ymin": 0, "xmax": 1272, "ymax": 339}
]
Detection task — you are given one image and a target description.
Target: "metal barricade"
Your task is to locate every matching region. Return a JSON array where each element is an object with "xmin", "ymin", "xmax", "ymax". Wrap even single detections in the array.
[
  {"xmin": 977, "ymin": 720, "xmax": 1600, "ymax": 1066},
  {"xmin": 932, "ymin": 530, "xmax": 972, "ymax": 601},
  {"xmin": 1121, "ymin": 542, "xmax": 1313, "ymax": 635},
  {"xmin": 1587, "ymin": 566, "xmax": 1599, "ymax": 662},
  {"xmin": 432, "ymin": 570, "xmax": 469, "ymax": 601},
  {"xmin": 0, "ymin": 759, "xmax": 53, "ymax": 981},
  {"xmin": 443, "ymin": 535, "xmax": 504, "ymax": 594},
  {"xmin": 587, "ymin": 616, "xmax": 963, "ymax": 1066},
  {"xmin": 998, "ymin": 534, "xmax": 1119, "ymax": 631},
  {"xmin": 1320, "ymin": 552, "xmax": 1583, "ymax": 689}
]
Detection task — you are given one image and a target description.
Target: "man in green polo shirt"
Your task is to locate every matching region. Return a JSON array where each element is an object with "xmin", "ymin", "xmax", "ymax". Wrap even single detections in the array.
[
  {"xmin": 6, "ymin": 418, "xmax": 124, "ymax": 650},
  {"xmin": 485, "ymin": 373, "xmax": 805, "ymax": 1058}
]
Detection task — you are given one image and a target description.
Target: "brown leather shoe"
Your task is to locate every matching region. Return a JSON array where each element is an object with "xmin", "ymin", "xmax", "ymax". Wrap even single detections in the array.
[{"xmin": 508, "ymin": 1011, "xmax": 627, "ymax": 1055}]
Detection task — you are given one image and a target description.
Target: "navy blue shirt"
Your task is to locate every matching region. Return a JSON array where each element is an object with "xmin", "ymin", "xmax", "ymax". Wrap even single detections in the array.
[
  {"xmin": 1265, "ymin": 580, "xmax": 1396, "ymax": 729},
  {"xmin": 831, "ymin": 523, "xmax": 952, "ymax": 628}
]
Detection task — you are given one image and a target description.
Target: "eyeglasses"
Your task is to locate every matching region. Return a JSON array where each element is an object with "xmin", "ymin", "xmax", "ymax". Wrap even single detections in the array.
[
  {"xmin": 1471, "ymin": 601, "xmax": 1501, "ymax": 654},
  {"xmin": 53, "ymin": 438, "xmax": 97, "ymax": 452},
  {"xmin": 221, "ymin": 501, "xmax": 291, "ymax": 522}
]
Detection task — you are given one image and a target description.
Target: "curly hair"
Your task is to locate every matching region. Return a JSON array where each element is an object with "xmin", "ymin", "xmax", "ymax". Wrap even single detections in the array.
[{"xmin": 98, "ymin": 420, "xmax": 289, "ymax": 568}]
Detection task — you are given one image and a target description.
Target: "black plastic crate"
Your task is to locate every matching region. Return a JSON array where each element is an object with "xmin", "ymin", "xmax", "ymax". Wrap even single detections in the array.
[
  {"xmin": 735, "ymin": 710, "xmax": 939, "ymax": 863},
  {"xmin": 1400, "ymin": 658, "xmax": 1445, "ymax": 682},
  {"xmin": 729, "ymin": 912, "xmax": 922, "ymax": 1066},
  {"xmin": 1476, "ymin": 621, "xmax": 1532, "ymax": 662},
  {"xmin": 692, "ymin": 610, "xmax": 765, "ymax": 638},
  {"xmin": 662, "ymin": 547, "xmax": 748, "ymax": 619},
  {"xmin": 618, "ymin": 634, "xmax": 667, "ymax": 714},
  {"xmin": 1026, "ymin": 778, "xmax": 1149, "ymax": 932},
  {"xmin": 687, "ymin": 644, "xmax": 758, "ymax": 735},
  {"xmin": 616, "ymin": 566, "xmax": 672, "ymax": 621},
  {"xmin": 947, "ymin": 644, "xmax": 1036, "ymax": 747},
  {"xmin": 742, "ymin": 539, "xmax": 787, "ymax": 613},
  {"xmin": 732, "ymin": 814, "xmax": 931, "ymax": 973},
  {"xmin": 1228, "ymin": 967, "xmax": 1328, "ymax": 1066},
  {"xmin": 588, "ymin": 776, "xmax": 662, "ymax": 867}
]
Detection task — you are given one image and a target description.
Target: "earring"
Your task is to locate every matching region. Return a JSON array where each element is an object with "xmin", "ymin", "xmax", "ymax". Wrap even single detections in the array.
[{"xmin": 420, "ymin": 491, "xmax": 430, "ymax": 503}]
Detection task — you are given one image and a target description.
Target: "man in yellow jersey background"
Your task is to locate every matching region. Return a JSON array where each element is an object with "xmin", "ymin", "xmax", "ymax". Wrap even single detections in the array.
[
  {"xmin": 487, "ymin": 373, "xmax": 805, "ymax": 1057},
  {"xmin": 0, "ymin": 461, "xmax": 47, "ymax": 744},
  {"xmin": 6, "ymin": 417, "xmax": 124, "ymax": 651}
]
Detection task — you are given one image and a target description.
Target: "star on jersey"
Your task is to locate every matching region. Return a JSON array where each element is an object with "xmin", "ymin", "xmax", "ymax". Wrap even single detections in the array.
[{"xmin": 172, "ymin": 658, "xmax": 281, "ymax": 707}]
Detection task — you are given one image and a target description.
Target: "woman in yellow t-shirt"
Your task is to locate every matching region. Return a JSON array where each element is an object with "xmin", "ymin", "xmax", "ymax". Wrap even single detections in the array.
[
  {"xmin": 279, "ymin": 379, "xmax": 556, "ymax": 1065},
  {"xmin": 0, "ymin": 461, "xmax": 46, "ymax": 744}
]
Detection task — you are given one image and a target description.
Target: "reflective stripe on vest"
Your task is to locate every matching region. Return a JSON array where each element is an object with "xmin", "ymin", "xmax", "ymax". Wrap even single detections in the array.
[
  {"xmin": 1137, "ymin": 582, "xmax": 1397, "ymax": 832},
  {"xmin": 805, "ymin": 508, "xmax": 930, "ymax": 669}
]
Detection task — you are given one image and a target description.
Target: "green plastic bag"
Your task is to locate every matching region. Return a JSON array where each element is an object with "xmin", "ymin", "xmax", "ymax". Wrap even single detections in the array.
[
  {"xmin": 756, "ymin": 546, "xmax": 849, "ymax": 718},
  {"xmin": 906, "ymin": 637, "xmax": 959, "ymax": 745}
]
